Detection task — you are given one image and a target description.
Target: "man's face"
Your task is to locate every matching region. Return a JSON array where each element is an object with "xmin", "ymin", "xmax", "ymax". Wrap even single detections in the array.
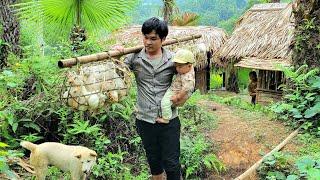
[{"xmin": 143, "ymin": 30, "xmax": 164, "ymax": 54}]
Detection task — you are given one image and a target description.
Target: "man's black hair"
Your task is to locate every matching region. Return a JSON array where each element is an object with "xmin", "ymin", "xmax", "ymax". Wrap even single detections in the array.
[{"xmin": 142, "ymin": 17, "xmax": 168, "ymax": 40}]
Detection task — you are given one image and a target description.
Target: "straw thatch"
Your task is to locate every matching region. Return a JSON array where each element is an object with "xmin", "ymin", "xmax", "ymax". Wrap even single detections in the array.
[
  {"xmin": 110, "ymin": 26, "xmax": 227, "ymax": 70},
  {"xmin": 234, "ymin": 57, "xmax": 291, "ymax": 71},
  {"xmin": 217, "ymin": 3, "xmax": 294, "ymax": 70}
]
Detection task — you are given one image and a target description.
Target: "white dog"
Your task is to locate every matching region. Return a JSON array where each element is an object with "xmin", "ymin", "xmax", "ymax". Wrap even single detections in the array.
[{"xmin": 21, "ymin": 141, "xmax": 97, "ymax": 180}]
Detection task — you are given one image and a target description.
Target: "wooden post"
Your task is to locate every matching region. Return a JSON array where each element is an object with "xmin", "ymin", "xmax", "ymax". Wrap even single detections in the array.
[{"xmin": 206, "ymin": 51, "xmax": 212, "ymax": 92}]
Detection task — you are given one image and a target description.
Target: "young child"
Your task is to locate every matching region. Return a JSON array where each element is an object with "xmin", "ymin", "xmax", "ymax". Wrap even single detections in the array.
[
  {"xmin": 248, "ymin": 71, "xmax": 258, "ymax": 105},
  {"xmin": 156, "ymin": 49, "xmax": 195, "ymax": 123}
]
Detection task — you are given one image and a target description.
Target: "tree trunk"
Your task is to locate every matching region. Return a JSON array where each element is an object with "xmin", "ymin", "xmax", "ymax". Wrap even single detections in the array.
[
  {"xmin": 293, "ymin": 0, "xmax": 320, "ymax": 68},
  {"xmin": 226, "ymin": 68, "xmax": 240, "ymax": 93},
  {"xmin": 163, "ymin": 0, "xmax": 174, "ymax": 22},
  {"xmin": 0, "ymin": 0, "xmax": 21, "ymax": 69},
  {"xmin": 70, "ymin": 25, "xmax": 87, "ymax": 52}
]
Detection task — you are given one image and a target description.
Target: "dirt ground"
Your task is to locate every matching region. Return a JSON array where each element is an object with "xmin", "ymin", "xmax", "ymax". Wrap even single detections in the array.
[{"xmin": 198, "ymin": 95, "xmax": 298, "ymax": 180}]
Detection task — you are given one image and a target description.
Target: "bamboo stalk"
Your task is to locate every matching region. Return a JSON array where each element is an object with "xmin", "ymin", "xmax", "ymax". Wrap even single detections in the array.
[
  {"xmin": 234, "ymin": 126, "xmax": 301, "ymax": 180},
  {"xmin": 58, "ymin": 34, "xmax": 202, "ymax": 68}
]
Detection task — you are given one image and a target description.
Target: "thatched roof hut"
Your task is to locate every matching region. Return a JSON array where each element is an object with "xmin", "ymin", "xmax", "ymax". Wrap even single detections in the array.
[
  {"xmin": 217, "ymin": 3, "xmax": 294, "ymax": 71},
  {"xmin": 111, "ymin": 25, "xmax": 227, "ymax": 70},
  {"xmin": 216, "ymin": 3, "xmax": 295, "ymax": 102}
]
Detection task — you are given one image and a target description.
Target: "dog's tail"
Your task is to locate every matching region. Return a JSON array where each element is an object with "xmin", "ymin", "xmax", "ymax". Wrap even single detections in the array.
[{"xmin": 20, "ymin": 141, "xmax": 37, "ymax": 152}]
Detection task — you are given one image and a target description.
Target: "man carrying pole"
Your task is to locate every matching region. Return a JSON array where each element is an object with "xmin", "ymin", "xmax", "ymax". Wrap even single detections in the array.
[{"xmin": 115, "ymin": 17, "xmax": 185, "ymax": 180}]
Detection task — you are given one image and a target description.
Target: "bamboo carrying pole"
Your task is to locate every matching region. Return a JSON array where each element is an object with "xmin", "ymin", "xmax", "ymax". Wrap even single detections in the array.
[
  {"xmin": 58, "ymin": 34, "xmax": 202, "ymax": 68},
  {"xmin": 234, "ymin": 126, "xmax": 301, "ymax": 180}
]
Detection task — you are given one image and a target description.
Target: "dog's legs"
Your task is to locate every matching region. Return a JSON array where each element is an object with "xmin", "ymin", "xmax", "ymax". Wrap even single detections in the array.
[
  {"xmin": 70, "ymin": 171, "xmax": 83, "ymax": 180},
  {"xmin": 35, "ymin": 166, "xmax": 48, "ymax": 180},
  {"xmin": 30, "ymin": 152, "xmax": 48, "ymax": 180}
]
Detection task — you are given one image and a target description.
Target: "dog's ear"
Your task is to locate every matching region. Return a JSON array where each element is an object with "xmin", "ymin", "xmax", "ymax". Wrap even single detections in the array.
[
  {"xmin": 75, "ymin": 154, "xmax": 81, "ymax": 159},
  {"xmin": 90, "ymin": 152, "xmax": 97, "ymax": 157}
]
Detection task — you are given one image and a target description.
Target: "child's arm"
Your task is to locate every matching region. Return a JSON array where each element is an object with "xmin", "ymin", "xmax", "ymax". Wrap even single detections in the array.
[
  {"xmin": 172, "ymin": 67, "xmax": 195, "ymax": 106},
  {"xmin": 171, "ymin": 90, "xmax": 188, "ymax": 103}
]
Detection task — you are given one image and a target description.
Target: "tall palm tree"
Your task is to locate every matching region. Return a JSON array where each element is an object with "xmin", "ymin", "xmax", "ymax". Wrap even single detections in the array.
[
  {"xmin": 163, "ymin": 0, "xmax": 177, "ymax": 23},
  {"xmin": 0, "ymin": 0, "xmax": 21, "ymax": 69},
  {"xmin": 14, "ymin": 0, "xmax": 138, "ymax": 50}
]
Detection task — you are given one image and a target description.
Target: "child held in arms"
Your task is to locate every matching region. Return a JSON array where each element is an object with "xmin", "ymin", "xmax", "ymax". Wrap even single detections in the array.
[
  {"xmin": 248, "ymin": 71, "xmax": 258, "ymax": 105},
  {"xmin": 156, "ymin": 49, "xmax": 195, "ymax": 123}
]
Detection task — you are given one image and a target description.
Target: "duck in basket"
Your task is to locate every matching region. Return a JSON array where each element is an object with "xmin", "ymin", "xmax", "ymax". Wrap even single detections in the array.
[{"xmin": 62, "ymin": 61, "xmax": 129, "ymax": 111}]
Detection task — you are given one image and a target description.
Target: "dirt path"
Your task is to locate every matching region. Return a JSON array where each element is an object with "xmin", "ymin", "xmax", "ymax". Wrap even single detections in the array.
[{"xmin": 198, "ymin": 99, "xmax": 297, "ymax": 180}]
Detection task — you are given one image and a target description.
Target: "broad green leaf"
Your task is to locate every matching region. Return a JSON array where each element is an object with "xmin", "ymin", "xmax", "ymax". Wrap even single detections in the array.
[
  {"xmin": 267, "ymin": 171, "xmax": 286, "ymax": 179},
  {"xmin": 304, "ymin": 102, "xmax": 320, "ymax": 118},
  {"xmin": 6, "ymin": 82, "xmax": 17, "ymax": 88},
  {"xmin": 296, "ymin": 157, "xmax": 315, "ymax": 173},
  {"xmin": 12, "ymin": 123, "xmax": 18, "ymax": 133},
  {"xmin": 309, "ymin": 76, "xmax": 320, "ymax": 88},
  {"xmin": 23, "ymin": 123, "xmax": 41, "ymax": 132},
  {"xmin": 290, "ymin": 108, "xmax": 303, "ymax": 118},
  {"xmin": 0, "ymin": 142, "xmax": 8, "ymax": 148},
  {"xmin": 286, "ymin": 175, "xmax": 299, "ymax": 180},
  {"xmin": 2, "ymin": 70, "xmax": 14, "ymax": 77},
  {"xmin": 307, "ymin": 168, "xmax": 320, "ymax": 179}
]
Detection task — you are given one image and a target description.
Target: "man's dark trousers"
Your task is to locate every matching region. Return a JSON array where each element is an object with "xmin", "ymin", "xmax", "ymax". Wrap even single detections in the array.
[{"xmin": 136, "ymin": 117, "xmax": 181, "ymax": 180}]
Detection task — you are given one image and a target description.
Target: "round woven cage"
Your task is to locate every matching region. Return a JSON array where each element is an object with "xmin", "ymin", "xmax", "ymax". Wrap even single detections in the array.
[{"xmin": 60, "ymin": 59, "xmax": 131, "ymax": 112}]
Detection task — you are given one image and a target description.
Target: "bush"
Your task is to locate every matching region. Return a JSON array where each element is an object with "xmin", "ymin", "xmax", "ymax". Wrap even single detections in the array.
[{"xmin": 271, "ymin": 66, "xmax": 320, "ymax": 134}]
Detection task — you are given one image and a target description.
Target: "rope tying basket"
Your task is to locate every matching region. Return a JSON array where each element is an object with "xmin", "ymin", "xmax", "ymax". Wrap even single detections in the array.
[{"xmin": 60, "ymin": 58, "xmax": 131, "ymax": 112}]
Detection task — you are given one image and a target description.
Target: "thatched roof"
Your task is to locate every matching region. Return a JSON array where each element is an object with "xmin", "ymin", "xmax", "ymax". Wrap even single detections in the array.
[
  {"xmin": 234, "ymin": 57, "xmax": 291, "ymax": 71},
  {"xmin": 217, "ymin": 3, "xmax": 295, "ymax": 70},
  {"xmin": 110, "ymin": 26, "xmax": 227, "ymax": 70}
]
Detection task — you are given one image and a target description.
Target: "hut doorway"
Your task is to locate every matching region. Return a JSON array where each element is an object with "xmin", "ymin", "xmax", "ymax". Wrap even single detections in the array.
[{"xmin": 257, "ymin": 70, "xmax": 285, "ymax": 103}]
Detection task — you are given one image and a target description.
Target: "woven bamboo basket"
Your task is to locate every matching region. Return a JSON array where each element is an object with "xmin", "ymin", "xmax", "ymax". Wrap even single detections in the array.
[{"xmin": 60, "ymin": 58, "xmax": 131, "ymax": 112}]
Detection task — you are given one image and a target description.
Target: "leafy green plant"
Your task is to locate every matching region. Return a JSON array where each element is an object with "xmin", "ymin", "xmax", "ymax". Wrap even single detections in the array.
[
  {"xmin": 92, "ymin": 151, "xmax": 133, "ymax": 179},
  {"xmin": 257, "ymin": 152, "xmax": 293, "ymax": 180},
  {"xmin": 180, "ymin": 135, "xmax": 225, "ymax": 178},
  {"xmin": 271, "ymin": 66, "xmax": 320, "ymax": 134},
  {"xmin": 63, "ymin": 116, "xmax": 102, "ymax": 146},
  {"xmin": 20, "ymin": 133, "xmax": 43, "ymax": 142},
  {"xmin": 294, "ymin": 157, "xmax": 320, "ymax": 179},
  {"xmin": 210, "ymin": 71, "xmax": 223, "ymax": 89},
  {"xmin": 208, "ymin": 93, "xmax": 270, "ymax": 114},
  {"xmin": 258, "ymin": 152, "xmax": 320, "ymax": 180},
  {"xmin": 0, "ymin": 142, "xmax": 23, "ymax": 180}
]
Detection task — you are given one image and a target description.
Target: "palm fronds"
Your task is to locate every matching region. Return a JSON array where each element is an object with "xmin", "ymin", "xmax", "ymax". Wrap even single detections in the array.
[
  {"xmin": 171, "ymin": 12, "xmax": 200, "ymax": 26},
  {"xmin": 13, "ymin": 0, "xmax": 138, "ymax": 35}
]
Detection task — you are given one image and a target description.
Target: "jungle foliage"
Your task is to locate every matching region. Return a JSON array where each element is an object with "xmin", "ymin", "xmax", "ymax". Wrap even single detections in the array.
[
  {"xmin": 0, "ymin": 53, "xmax": 224, "ymax": 179},
  {"xmin": 271, "ymin": 65, "xmax": 320, "ymax": 134},
  {"xmin": 293, "ymin": 0, "xmax": 320, "ymax": 68},
  {"xmin": 132, "ymin": 0, "xmax": 293, "ymax": 33}
]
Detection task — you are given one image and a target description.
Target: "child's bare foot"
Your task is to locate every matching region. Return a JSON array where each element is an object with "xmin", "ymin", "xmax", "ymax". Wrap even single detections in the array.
[{"xmin": 156, "ymin": 118, "xmax": 169, "ymax": 124}]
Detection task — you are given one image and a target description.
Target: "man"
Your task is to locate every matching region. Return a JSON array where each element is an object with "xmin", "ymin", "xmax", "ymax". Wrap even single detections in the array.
[{"xmin": 117, "ymin": 17, "xmax": 185, "ymax": 180}]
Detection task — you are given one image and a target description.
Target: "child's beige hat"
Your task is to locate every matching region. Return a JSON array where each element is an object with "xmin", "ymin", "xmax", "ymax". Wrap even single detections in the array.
[{"xmin": 172, "ymin": 49, "xmax": 195, "ymax": 64}]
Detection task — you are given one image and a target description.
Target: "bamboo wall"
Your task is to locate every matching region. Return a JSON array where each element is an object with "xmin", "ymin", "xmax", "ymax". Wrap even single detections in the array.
[{"xmin": 257, "ymin": 70, "xmax": 285, "ymax": 103}]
